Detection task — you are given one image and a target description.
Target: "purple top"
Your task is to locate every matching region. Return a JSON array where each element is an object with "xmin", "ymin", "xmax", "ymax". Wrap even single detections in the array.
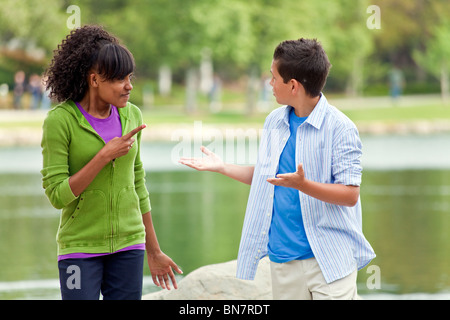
[
  {"xmin": 76, "ymin": 102, "xmax": 122, "ymax": 144},
  {"xmin": 58, "ymin": 244, "xmax": 146, "ymax": 261},
  {"xmin": 58, "ymin": 103, "xmax": 145, "ymax": 261}
]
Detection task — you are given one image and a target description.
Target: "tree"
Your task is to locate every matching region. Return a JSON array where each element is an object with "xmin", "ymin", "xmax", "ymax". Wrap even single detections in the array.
[
  {"xmin": 0, "ymin": 0, "xmax": 66, "ymax": 53},
  {"xmin": 326, "ymin": 0, "xmax": 375, "ymax": 96},
  {"xmin": 414, "ymin": 21, "xmax": 450, "ymax": 104},
  {"xmin": 370, "ymin": 0, "xmax": 450, "ymax": 89},
  {"xmin": 0, "ymin": 0, "xmax": 67, "ymax": 77}
]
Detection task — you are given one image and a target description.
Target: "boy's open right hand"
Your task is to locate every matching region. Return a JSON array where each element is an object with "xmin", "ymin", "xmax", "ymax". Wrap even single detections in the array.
[{"xmin": 178, "ymin": 146, "xmax": 224, "ymax": 173}]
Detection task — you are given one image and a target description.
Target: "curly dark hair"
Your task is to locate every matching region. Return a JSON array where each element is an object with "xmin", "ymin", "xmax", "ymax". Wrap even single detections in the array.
[{"xmin": 44, "ymin": 25, "xmax": 135, "ymax": 103}]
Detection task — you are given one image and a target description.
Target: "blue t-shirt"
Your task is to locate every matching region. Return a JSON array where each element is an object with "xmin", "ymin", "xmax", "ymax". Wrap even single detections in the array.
[{"xmin": 268, "ymin": 107, "xmax": 314, "ymax": 263}]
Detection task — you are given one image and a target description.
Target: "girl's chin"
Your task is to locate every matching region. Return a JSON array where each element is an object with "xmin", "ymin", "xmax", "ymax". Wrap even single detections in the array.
[{"xmin": 115, "ymin": 99, "xmax": 129, "ymax": 108}]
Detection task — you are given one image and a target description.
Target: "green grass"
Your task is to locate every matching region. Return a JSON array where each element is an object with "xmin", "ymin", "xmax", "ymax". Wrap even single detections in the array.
[
  {"xmin": 1, "ymin": 93, "xmax": 449, "ymax": 129},
  {"xmin": 141, "ymin": 102, "xmax": 450, "ymax": 126},
  {"xmin": 142, "ymin": 109, "xmax": 267, "ymax": 126},
  {"xmin": 343, "ymin": 104, "xmax": 450, "ymax": 124}
]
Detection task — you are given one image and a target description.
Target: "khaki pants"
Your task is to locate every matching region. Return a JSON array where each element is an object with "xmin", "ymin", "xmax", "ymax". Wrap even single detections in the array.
[{"xmin": 270, "ymin": 258, "xmax": 358, "ymax": 300}]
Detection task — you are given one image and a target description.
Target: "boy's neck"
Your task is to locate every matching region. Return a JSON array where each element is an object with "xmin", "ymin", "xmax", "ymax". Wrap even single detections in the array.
[{"xmin": 291, "ymin": 94, "xmax": 320, "ymax": 118}]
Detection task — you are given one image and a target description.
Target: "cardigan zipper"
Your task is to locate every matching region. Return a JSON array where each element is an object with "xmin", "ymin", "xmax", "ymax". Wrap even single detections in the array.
[{"xmin": 110, "ymin": 159, "xmax": 115, "ymax": 252}]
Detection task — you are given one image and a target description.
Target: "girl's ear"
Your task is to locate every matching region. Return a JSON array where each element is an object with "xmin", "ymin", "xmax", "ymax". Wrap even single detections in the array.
[{"xmin": 89, "ymin": 73, "xmax": 99, "ymax": 88}]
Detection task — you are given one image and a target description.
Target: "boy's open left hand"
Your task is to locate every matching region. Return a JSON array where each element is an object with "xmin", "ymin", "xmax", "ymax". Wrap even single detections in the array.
[{"xmin": 267, "ymin": 163, "xmax": 306, "ymax": 190}]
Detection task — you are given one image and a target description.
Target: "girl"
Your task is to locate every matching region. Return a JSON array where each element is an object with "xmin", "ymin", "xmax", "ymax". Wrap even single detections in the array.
[{"xmin": 41, "ymin": 25, "xmax": 181, "ymax": 300}]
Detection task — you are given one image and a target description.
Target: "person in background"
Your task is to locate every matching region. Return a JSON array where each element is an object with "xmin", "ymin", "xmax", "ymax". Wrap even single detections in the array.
[
  {"xmin": 13, "ymin": 70, "xmax": 25, "ymax": 109},
  {"xmin": 40, "ymin": 75, "xmax": 52, "ymax": 109},
  {"xmin": 389, "ymin": 66, "xmax": 405, "ymax": 104},
  {"xmin": 180, "ymin": 38, "xmax": 375, "ymax": 300},
  {"xmin": 28, "ymin": 74, "xmax": 42, "ymax": 110},
  {"xmin": 41, "ymin": 25, "xmax": 181, "ymax": 300}
]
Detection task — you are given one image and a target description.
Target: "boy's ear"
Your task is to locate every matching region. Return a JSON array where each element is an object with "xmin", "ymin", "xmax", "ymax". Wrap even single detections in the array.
[{"xmin": 290, "ymin": 79, "xmax": 300, "ymax": 94}]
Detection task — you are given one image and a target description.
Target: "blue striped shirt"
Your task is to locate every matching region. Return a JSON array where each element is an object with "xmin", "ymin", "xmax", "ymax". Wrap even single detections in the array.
[{"xmin": 236, "ymin": 94, "xmax": 375, "ymax": 283}]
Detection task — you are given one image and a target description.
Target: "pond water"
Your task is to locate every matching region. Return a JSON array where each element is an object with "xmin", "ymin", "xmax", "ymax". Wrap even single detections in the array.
[{"xmin": 0, "ymin": 134, "xmax": 450, "ymax": 299}]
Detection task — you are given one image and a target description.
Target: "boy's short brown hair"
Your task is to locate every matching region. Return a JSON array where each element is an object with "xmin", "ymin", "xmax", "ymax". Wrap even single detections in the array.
[{"xmin": 273, "ymin": 38, "xmax": 331, "ymax": 97}]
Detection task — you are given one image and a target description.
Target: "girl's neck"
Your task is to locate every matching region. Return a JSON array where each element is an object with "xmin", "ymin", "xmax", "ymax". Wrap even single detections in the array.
[{"xmin": 79, "ymin": 93, "xmax": 111, "ymax": 119}]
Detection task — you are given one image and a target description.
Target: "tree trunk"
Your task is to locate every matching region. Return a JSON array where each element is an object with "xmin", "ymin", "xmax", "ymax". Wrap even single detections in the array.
[
  {"xmin": 185, "ymin": 68, "xmax": 197, "ymax": 114},
  {"xmin": 441, "ymin": 61, "xmax": 449, "ymax": 105}
]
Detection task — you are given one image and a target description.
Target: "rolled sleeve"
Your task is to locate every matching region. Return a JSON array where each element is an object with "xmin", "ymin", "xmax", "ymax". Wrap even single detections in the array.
[
  {"xmin": 41, "ymin": 173, "xmax": 78, "ymax": 209},
  {"xmin": 133, "ymin": 112, "xmax": 152, "ymax": 215},
  {"xmin": 41, "ymin": 112, "xmax": 78, "ymax": 209},
  {"xmin": 332, "ymin": 127, "xmax": 363, "ymax": 186}
]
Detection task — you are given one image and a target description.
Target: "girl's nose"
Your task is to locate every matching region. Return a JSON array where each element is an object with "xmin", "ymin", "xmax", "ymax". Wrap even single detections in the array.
[{"xmin": 125, "ymin": 81, "xmax": 133, "ymax": 91}]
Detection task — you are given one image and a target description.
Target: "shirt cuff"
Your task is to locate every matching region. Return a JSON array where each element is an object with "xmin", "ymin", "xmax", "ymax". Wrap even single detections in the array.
[
  {"xmin": 59, "ymin": 177, "xmax": 78, "ymax": 206},
  {"xmin": 140, "ymin": 198, "xmax": 151, "ymax": 214}
]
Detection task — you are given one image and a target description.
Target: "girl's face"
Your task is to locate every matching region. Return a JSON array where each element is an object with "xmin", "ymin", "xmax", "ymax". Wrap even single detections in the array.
[{"xmin": 92, "ymin": 73, "xmax": 133, "ymax": 108}]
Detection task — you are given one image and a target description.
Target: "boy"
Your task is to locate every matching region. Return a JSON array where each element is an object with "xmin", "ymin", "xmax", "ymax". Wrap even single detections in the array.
[{"xmin": 179, "ymin": 38, "xmax": 375, "ymax": 299}]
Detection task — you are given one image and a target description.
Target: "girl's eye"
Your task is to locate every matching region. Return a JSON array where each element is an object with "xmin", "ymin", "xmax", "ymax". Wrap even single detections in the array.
[{"xmin": 117, "ymin": 74, "xmax": 133, "ymax": 82}]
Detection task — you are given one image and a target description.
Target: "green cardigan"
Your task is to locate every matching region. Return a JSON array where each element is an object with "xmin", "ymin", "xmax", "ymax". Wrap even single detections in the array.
[{"xmin": 41, "ymin": 100, "xmax": 151, "ymax": 256}]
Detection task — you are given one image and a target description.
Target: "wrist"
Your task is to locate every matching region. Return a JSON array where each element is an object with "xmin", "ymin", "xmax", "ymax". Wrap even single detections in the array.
[
  {"xmin": 96, "ymin": 147, "xmax": 112, "ymax": 166},
  {"xmin": 216, "ymin": 163, "xmax": 226, "ymax": 175},
  {"xmin": 296, "ymin": 177, "xmax": 311, "ymax": 192},
  {"xmin": 146, "ymin": 246, "xmax": 162, "ymax": 256}
]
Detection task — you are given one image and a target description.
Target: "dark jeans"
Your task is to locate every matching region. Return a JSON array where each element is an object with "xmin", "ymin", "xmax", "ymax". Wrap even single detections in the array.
[{"xmin": 58, "ymin": 250, "xmax": 145, "ymax": 300}]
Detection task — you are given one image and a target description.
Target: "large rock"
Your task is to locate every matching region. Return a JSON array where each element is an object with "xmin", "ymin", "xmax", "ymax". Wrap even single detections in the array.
[{"xmin": 143, "ymin": 257, "xmax": 272, "ymax": 300}]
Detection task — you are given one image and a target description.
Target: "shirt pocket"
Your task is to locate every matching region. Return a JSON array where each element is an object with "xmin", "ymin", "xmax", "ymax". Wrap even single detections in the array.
[
  {"xmin": 116, "ymin": 186, "xmax": 144, "ymax": 238},
  {"xmin": 59, "ymin": 190, "xmax": 108, "ymax": 241}
]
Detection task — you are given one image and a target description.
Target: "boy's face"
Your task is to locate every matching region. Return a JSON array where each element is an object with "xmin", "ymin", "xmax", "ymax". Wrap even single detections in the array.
[{"xmin": 270, "ymin": 60, "xmax": 293, "ymax": 106}]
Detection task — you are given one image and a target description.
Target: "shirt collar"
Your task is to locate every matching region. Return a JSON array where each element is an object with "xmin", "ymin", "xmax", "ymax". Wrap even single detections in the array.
[
  {"xmin": 305, "ymin": 93, "xmax": 328, "ymax": 130},
  {"xmin": 280, "ymin": 93, "xmax": 328, "ymax": 130}
]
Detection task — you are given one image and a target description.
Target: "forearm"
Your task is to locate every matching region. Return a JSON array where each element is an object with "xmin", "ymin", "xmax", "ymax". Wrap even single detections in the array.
[
  {"xmin": 143, "ymin": 211, "xmax": 182, "ymax": 290},
  {"xmin": 298, "ymin": 180, "xmax": 360, "ymax": 207},
  {"xmin": 142, "ymin": 211, "xmax": 162, "ymax": 255},
  {"xmin": 68, "ymin": 126, "xmax": 143, "ymax": 197},
  {"xmin": 219, "ymin": 164, "xmax": 254, "ymax": 185},
  {"xmin": 267, "ymin": 164, "xmax": 360, "ymax": 207},
  {"xmin": 68, "ymin": 150, "xmax": 110, "ymax": 197}
]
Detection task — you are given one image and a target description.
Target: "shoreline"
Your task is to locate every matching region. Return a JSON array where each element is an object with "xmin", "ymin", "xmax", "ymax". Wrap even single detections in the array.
[
  {"xmin": 1, "ymin": 119, "xmax": 450, "ymax": 147},
  {"xmin": 1, "ymin": 93, "xmax": 450, "ymax": 147}
]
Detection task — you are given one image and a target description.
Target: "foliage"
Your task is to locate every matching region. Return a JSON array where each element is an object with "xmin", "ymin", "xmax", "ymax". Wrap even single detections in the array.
[
  {"xmin": 413, "ymin": 20, "xmax": 450, "ymax": 99},
  {"xmin": 0, "ymin": 0, "xmax": 449, "ymax": 96}
]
